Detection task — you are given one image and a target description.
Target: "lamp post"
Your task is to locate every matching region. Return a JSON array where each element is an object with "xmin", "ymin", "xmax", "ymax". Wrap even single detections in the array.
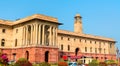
[{"xmin": 116, "ymin": 48, "xmax": 119, "ymax": 66}]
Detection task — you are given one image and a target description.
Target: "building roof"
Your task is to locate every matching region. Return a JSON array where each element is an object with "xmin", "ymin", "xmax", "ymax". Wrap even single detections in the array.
[
  {"xmin": 0, "ymin": 14, "xmax": 59, "ymax": 26},
  {"xmin": 13, "ymin": 14, "xmax": 59, "ymax": 25},
  {"xmin": 0, "ymin": 20, "xmax": 13, "ymax": 26},
  {"xmin": 58, "ymin": 29, "xmax": 115, "ymax": 42}
]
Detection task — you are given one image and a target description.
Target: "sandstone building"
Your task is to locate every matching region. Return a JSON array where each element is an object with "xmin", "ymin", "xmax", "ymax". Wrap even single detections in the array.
[{"xmin": 0, "ymin": 14, "xmax": 116, "ymax": 63}]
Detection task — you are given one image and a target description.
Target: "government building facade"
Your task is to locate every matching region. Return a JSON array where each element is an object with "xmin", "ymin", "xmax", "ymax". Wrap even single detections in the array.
[{"xmin": 0, "ymin": 14, "xmax": 116, "ymax": 64}]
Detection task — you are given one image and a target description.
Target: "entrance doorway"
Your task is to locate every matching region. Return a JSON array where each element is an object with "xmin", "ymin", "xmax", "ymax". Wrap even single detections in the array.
[
  {"xmin": 75, "ymin": 48, "xmax": 79, "ymax": 56},
  {"xmin": 45, "ymin": 51, "xmax": 49, "ymax": 62},
  {"xmin": 25, "ymin": 51, "xmax": 29, "ymax": 60},
  {"xmin": 75, "ymin": 48, "xmax": 79, "ymax": 61}
]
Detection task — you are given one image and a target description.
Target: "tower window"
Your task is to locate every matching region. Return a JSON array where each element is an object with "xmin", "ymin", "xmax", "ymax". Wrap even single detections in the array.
[
  {"xmin": 2, "ymin": 29, "xmax": 6, "ymax": 33},
  {"xmin": 1, "ymin": 39, "xmax": 5, "ymax": 46}
]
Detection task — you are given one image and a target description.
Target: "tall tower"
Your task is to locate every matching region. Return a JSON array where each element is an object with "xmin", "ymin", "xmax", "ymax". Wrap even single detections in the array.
[{"xmin": 74, "ymin": 14, "xmax": 83, "ymax": 33}]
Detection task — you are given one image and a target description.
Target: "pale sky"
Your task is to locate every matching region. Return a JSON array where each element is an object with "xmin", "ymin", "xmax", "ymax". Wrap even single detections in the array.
[{"xmin": 0, "ymin": 0, "xmax": 120, "ymax": 50}]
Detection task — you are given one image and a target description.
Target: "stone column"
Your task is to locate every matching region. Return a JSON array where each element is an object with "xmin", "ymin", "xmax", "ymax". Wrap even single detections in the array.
[
  {"xmin": 23, "ymin": 27, "xmax": 25, "ymax": 45},
  {"xmin": 49, "ymin": 26, "xmax": 52, "ymax": 46},
  {"xmin": 25, "ymin": 26, "xmax": 28, "ymax": 46},
  {"xmin": 42, "ymin": 25, "xmax": 45, "ymax": 45},
  {"xmin": 33, "ymin": 24, "xmax": 36, "ymax": 45},
  {"xmin": 30, "ymin": 25, "xmax": 33, "ymax": 44},
  {"xmin": 35, "ymin": 24, "xmax": 38, "ymax": 45},
  {"xmin": 38, "ymin": 24, "xmax": 41, "ymax": 45},
  {"xmin": 55, "ymin": 27, "xmax": 58, "ymax": 46},
  {"xmin": 52, "ymin": 27, "xmax": 55, "ymax": 46}
]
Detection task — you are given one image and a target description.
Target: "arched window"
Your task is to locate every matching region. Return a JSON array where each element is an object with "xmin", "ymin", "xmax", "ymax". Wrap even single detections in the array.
[
  {"xmin": 15, "ymin": 39, "xmax": 17, "ymax": 47},
  {"xmin": 1, "ymin": 39, "xmax": 5, "ymax": 46},
  {"xmin": 68, "ymin": 45, "xmax": 70, "ymax": 51}
]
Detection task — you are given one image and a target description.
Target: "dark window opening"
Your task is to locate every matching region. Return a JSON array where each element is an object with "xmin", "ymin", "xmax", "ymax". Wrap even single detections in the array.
[
  {"xmin": 61, "ymin": 45, "xmax": 63, "ymax": 50},
  {"xmin": 68, "ymin": 45, "xmax": 70, "ymax": 51},
  {"xmin": 61, "ymin": 37, "xmax": 63, "ymax": 40},
  {"xmin": 85, "ymin": 47, "xmax": 87, "ymax": 52},
  {"xmin": 45, "ymin": 51, "xmax": 49, "ymax": 62},
  {"xmin": 1, "ymin": 39, "xmax": 5, "ymax": 46},
  {"xmin": 2, "ymin": 29, "xmax": 5, "ymax": 33},
  {"xmin": 25, "ymin": 51, "xmax": 29, "ymax": 60},
  {"xmin": 15, "ymin": 39, "xmax": 17, "ymax": 47},
  {"xmin": 75, "ymin": 48, "xmax": 79, "ymax": 56}
]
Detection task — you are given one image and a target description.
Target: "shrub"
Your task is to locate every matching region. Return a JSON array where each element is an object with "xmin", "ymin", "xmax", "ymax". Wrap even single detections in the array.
[
  {"xmin": 58, "ymin": 62, "xmax": 68, "ymax": 66},
  {"xmin": 99, "ymin": 62, "xmax": 107, "ymax": 66},
  {"xmin": 14, "ymin": 58, "xmax": 32, "ymax": 66},
  {"xmin": 88, "ymin": 60, "xmax": 99, "ymax": 66},
  {"xmin": 0, "ymin": 53, "xmax": 9, "ymax": 66},
  {"xmin": 39, "ymin": 62, "xmax": 51, "ymax": 66},
  {"xmin": 105, "ymin": 60, "xmax": 117, "ymax": 65}
]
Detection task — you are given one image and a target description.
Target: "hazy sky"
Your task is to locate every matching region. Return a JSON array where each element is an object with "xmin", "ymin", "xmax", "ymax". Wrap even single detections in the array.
[{"xmin": 0, "ymin": 0, "xmax": 120, "ymax": 50}]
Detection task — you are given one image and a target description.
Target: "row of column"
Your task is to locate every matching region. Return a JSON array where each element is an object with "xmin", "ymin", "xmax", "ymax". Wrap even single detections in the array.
[{"xmin": 22, "ymin": 24, "xmax": 57, "ymax": 46}]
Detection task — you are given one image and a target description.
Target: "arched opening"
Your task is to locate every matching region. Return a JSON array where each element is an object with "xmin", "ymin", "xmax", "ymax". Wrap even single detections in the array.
[
  {"xmin": 75, "ymin": 48, "xmax": 79, "ymax": 61},
  {"xmin": 75, "ymin": 48, "xmax": 79, "ymax": 56},
  {"xmin": 45, "ymin": 51, "xmax": 49, "ymax": 62},
  {"xmin": 25, "ymin": 51, "xmax": 29, "ymax": 60}
]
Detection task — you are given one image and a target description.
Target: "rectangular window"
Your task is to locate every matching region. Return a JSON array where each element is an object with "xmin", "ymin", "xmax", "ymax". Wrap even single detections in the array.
[
  {"xmin": 16, "ymin": 29, "xmax": 18, "ymax": 33},
  {"xmin": 13, "ymin": 53, "xmax": 16, "ymax": 61},
  {"xmin": 2, "ymin": 29, "xmax": 6, "ymax": 33},
  {"xmin": 68, "ymin": 38, "xmax": 70, "ymax": 41},
  {"xmin": 68, "ymin": 45, "xmax": 70, "ymax": 51},
  {"xmin": 61, "ymin": 37, "xmax": 63, "ymax": 40},
  {"xmin": 85, "ymin": 47, "xmax": 87, "ymax": 52},
  {"xmin": 61, "ymin": 45, "xmax": 63, "ymax": 50}
]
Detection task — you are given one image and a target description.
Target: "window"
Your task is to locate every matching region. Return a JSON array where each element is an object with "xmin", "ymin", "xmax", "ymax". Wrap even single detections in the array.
[
  {"xmin": 2, "ymin": 29, "xmax": 6, "ymax": 33},
  {"xmin": 85, "ymin": 47, "xmax": 87, "ymax": 52},
  {"xmin": 13, "ymin": 53, "xmax": 16, "ymax": 61},
  {"xmin": 74, "ymin": 38, "xmax": 76, "ymax": 41},
  {"xmin": 95, "ymin": 41, "xmax": 96, "ymax": 44},
  {"xmin": 16, "ymin": 29, "xmax": 18, "ymax": 33},
  {"xmin": 90, "ymin": 47, "xmax": 92, "ymax": 52},
  {"xmin": 85, "ymin": 40, "xmax": 86, "ymax": 43},
  {"xmin": 15, "ymin": 39, "xmax": 17, "ymax": 47},
  {"xmin": 1, "ymin": 39, "xmax": 5, "ymax": 46},
  {"xmin": 68, "ymin": 45, "xmax": 70, "ymax": 51},
  {"xmin": 61, "ymin": 45, "xmax": 63, "ymax": 50},
  {"xmin": 61, "ymin": 37, "xmax": 63, "ymax": 40},
  {"xmin": 90, "ymin": 40, "xmax": 92, "ymax": 44},
  {"xmin": 79, "ymin": 39, "xmax": 81, "ymax": 42},
  {"xmin": 68, "ymin": 38, "xmax": 70, "ymax": 41},
  {"xmin": 95, "ymin": 48, "xmax": 97, "ymax": 53}
]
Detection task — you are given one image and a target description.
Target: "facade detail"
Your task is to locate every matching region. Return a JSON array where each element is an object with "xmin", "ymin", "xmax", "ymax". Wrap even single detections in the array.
[{"xmin": 0, "ymin": 14, "xmax": 116, "ymax": 63}]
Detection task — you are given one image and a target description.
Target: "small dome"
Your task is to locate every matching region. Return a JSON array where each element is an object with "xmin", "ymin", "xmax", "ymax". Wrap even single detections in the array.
[{"xmin": 75, "ymin": 14, "xmax": 81, "ymax": 17}]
